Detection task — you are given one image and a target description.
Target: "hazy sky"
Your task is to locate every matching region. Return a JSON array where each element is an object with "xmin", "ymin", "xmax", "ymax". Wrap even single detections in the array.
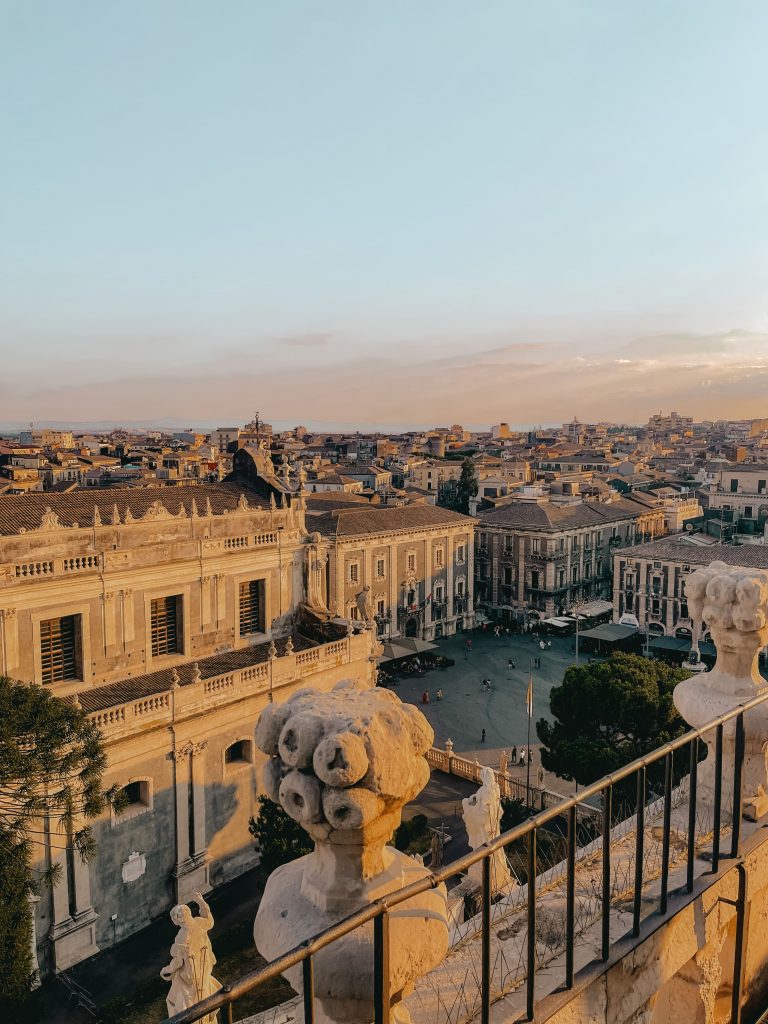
[{"xmin": 2, "ymin": 1, "xmax": 767, "ymax": 428}]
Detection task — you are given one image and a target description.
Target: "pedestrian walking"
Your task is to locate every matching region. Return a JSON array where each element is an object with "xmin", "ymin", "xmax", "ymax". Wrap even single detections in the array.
[
  {"xmin": 519, "ymin": 749, "xmax": 527, "ymax": 766},
  {"xmin": 436, "ymin": 688, "xmax": 443, "ymax": 700},
  {"xmin": 537, "ymin": 766, "xmax": 545, "ymax": 787},
  {"xmin": 511, "ymin": 744, "xmax": 517, "ymax": 762},
  {"xmin": 508, "ymin": 658, "xmax": 515, "ymax": 671},
  {"xmin": 481, "ymin": 728, "xmax": 486, "ymax": 743}
]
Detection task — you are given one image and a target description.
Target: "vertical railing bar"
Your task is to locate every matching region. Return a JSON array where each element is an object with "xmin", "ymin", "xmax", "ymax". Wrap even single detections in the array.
[
  {"xmin": 601, "ymin": 785, "xmax": 611, "ymax": 962},
  {"xmin": 632, "ymin": 767, "xmax": 645, "ymax": 937},
  {"xmin": 227, "ymin": 1001, "xmax": 234, "ymax": 1024},
  {"xmin": 527, "ymin": 829, "xmax": 537, "ymax": 1021},
  {"xmin": 660, "ymin": 751, "xmax": 673, "ymax": 915},
  {"xmin": 374, "ymin": 910, "xmax": 391, "ymax": 1024},
  {"xmin": 303, "ymin": 953, "xmax": 315, "ymax": 1024},
  {"xmin": 712, "ymin": 724, "xmax": 723, "ymax": 873},
  {"xmin": 687, "ymin": 736, "xmax": 698, "ymax": 894},
  {"xmin": 481, "ymin": 855, "xmax": 491, "ymax": 1024},
  {"xmin": 731, "ymin": 712, "xmax": 745, "ymax": 859},
  {"xmin": 565, "ymin": 805, "xmax": 576, "ymax": 989}
]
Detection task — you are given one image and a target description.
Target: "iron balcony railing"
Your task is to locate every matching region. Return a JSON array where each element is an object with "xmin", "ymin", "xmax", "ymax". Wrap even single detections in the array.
[{"xmin": 162, "ymin": 689, "xmax": 768, "ymax": 1024}]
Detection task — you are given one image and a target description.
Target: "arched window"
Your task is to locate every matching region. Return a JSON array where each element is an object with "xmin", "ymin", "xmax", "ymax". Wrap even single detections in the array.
[
  {"xmin": 225, "ymin": 739, "xmax": 252, "ymax": 766},
  {"xmin": 112, "ymin": 778, "xmax": 153, "ymax": 824}
]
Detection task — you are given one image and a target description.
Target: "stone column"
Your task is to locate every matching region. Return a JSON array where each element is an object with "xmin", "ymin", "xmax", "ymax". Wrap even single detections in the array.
[
  {"xmin": 191, "ymin": 741, "xmax": 208, "ymax": 858},
  {"xmin": 122, "ymin": 589, "xmax": 134, "ymax": 645},
  {"xmin": 467, "ymin": 534, "xmax": 475, "ymax": 620},
  {"xmin": 102, "ymin": 591, "xmax": 117, "ymax": 651},
  {"xmin": 1, "ymin": 606, "xmax": 19, "ymax": 675},
  {"xmin": 389, "ymin": 543, "xmax": 399, "ymax": 636},
  {"xmin": 216, "ymin": 574, "xmax": 227, "ymax": 627},
  {"xmin": 200, "ymin": 576, "xmax": 213, "ymax": 631},
  {"xmin": 446, "ymin": 534, "xmax": 454, "ymax": 623},
  {"xmin": 173, "ymin": 742, "xmax": 210, "ymax": 903},
  {"xmin": 423, "ymin": 536, "xmax": 432, "ymax": 637}
]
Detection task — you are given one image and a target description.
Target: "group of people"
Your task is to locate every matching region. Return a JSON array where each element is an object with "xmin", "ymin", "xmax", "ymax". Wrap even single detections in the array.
[
  {"xmin": 510, "ymin": 744, "xmax": 533, "ymax": 766},
  {"xmin": 421, "ymin": 688, "xmax": 444, "ymax": 703}
]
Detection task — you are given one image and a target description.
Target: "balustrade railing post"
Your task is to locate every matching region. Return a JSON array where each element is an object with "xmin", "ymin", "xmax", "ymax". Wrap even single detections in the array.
[
  {"xmin": 633, "ymin": 767, "xmax": 645, "ymax": 937},
  {"xmin": 660, "ymin": 751, "xmax": 673, "ymax": 914},
  {"xmin": 481, "ymin": 856, "xmax": 491, "ymax": 1024},
  {"xmin": 527, "ymin": 830, "xmax": 536, "ymax": 1020},
  {"xmin": 373, "ymin": 911, "xmax": 391, "ymax": 1024},
  {"xmin": 601, "ymin": 786, "xmax": 612, "ymax": 961},
  {"xmin": 687, "ymin": 736, "xmax": 698, "ymax": 893},
  {"xmin": 712, "ymin": 724, "xmax": 724, "ymax": 873},
  {"xmin": 731, "ymin": 712, "xmax": 745, "ymax": 859},
  {"xmin": 565, "ymin": 805, "xmax": 576, "ymax": 988}
]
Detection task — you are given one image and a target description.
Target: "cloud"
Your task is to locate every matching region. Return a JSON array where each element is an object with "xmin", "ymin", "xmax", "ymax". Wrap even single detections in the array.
[
  {"xmin": 4, "ymin": 328, "xmax": 768, "ymax": 428},
  {"xmin": 275, "ymin": 333, "xmax": 333, "ymax": 348}
]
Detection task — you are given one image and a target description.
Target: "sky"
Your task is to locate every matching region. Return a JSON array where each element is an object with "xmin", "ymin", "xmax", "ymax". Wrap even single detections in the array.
[{"xmin": 1, "ymin": 1, "xmax": 767, "ymax": 429}]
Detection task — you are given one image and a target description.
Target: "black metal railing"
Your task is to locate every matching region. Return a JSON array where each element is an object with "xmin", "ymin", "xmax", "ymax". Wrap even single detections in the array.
[{"xmin": 163, "ymin": 689, "xmax": 768, "ymax": 1024}]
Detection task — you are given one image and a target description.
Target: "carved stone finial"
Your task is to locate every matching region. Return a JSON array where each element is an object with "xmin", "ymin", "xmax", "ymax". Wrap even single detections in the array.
[
  {"xmin": 111, "ymin": 504, "xmax": 121, "ymax": 526},
  {"xmin": 205, "ymin": 498, "xmax": 213, "ymax": 517},
  {"xmin": 170, "ymin": 668, "xmax": 181, "ymax": 689},
  {"xmin": 71, "ymin": 693, "xmax": 81, "ymax": 709},
  {"xmin": 284, "ymin": 636, "xmax": 294, "ymax": 656},
  {"xmin": 190, "ymin": 498, "xmax": 199, "ymax": 518},
  {"xmin": 39, "ymin": 507, "xmax": 61, "ymax": 531},
  {"xmin": 346, "ymin": 620, "xmax": 355, "ymax": 637},
  {"xmin": 269, "ymin": 492, "xmax": 276, "ymax": 510},
  {"xmin": 268, "ymin": 640, "xmax": 277, "ymax": 661},
  {"xmin": 237, "ymin": 493, "xmax": 249, "ymax": 512},
  {"xmin": 177, "ymin": 503, "xmax": 187, "ymax": 519},
  {"xmin": 191, "ymin": 663, "xmax": 201, "ymax": 684},
  {"xmin": 253, "ymin": 684, "xmax": 448, "ymax": 1023},
  {"xmin": 674, "ymin": 561, "xmax": 768, "ymax": 809},
  {"xmin": 93, "ymin": 506, "xmax": 102, "ymax": 527},
  {"xmin": 445, "ymin": 737, "xmax": 454, "ymax": 754}
]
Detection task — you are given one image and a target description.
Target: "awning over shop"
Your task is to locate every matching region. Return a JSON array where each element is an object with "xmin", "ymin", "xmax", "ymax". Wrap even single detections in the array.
[
  {"xmin": 542, "ymin": 617, "xmax": 573, "ymax": 629},
  {"xmin": 648, "ymin": 636, "xmax": 691, "ymax": 654},
  {"xmin": 580, "ymin": 624, "xmax": 638, "ymax": 643},
  {"xmin": 397, "ymin": 638, "xmax": 438, "ymax": 655}
]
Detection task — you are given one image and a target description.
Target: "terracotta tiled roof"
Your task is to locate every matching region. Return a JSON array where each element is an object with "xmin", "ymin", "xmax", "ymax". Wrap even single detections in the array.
[
  {"xmin": 78, "ymin": 634, "xmax": 315, "ymax": 713},
  {"xmin": 618, "ymin": 539, "xmax": 768, "ymax": 568},
  {"xmin": 0, "ymin": 482, "xmax": 268, "ymax": 536},
  {"xmin": 478, "ymin": 498, "xmax": 649, "ymax": 532},
  {"xmin": 308, "ymin": 503, "xmax": 474, "ymax": 539}
]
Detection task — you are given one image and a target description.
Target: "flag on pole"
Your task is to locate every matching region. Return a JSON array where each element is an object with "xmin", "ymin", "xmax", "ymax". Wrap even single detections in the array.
[{"xmin": 526, "ymin": 672, "xmax": 533, "ymax": 718}]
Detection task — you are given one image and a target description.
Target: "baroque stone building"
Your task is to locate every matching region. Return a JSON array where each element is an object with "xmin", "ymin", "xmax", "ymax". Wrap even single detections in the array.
[
  {"xmin": 307, "ymin": 502, "xmax": 476, "ymax": 640},
  {"xmin": 0, "ymin": 478, "xmax": 376, "ymax": 977},
  {"xmin": 475, "ymin": 496, "xmax": 665, "ymax": 621},
  {"xmin": 613, "ymin": 537, "xmax": 768, "ymax": 638}
]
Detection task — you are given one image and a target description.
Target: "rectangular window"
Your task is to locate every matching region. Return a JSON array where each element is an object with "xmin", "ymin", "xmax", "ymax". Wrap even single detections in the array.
[
  {"xmin": 745, "ymin": 506, "xmax": 754, "ymax": 519},
  {"xmin": 407, "ymin": 552, "xmax": 416, "ymax": 572},
  {"xmin": 759, "ymin": 480, "xmax": 766, "ymax": 494},
  {"xmin": 376, "ymin": 598, "xmax": 386, "ymax": 617},
  {"xmin": 40, "ymin": 615, "xmax": 79, "ymax": 684},
  {"xmin": 457, "ymin": 580, "xmax": 465, "ymax": 597},
  {"xmin": 151, "ymin": 596, "xmax": 180, "ymax": 657},
  {"xmin": 435, "ymin": 546, "xmax": 444, "ymax": 568},
  {"xmin": 730, "ymin": 479, "xmax": 738, "ymax": 492},
  {"xmin": 376, "ymin": 557, "xmax": 386, "ymax": 579},
  {"xmin": 239, "ymin": 580, "xmax": 264, "ymax": 636},
  {"xmin": 456, "ymin": 544, "xmax": 465, "ymax": 563},
  {"xmin": 531, "ymin": 538, "xmax": 540, "ymax": 553},
  {"xmin": 503, "ymin": 566, "xmax": 513, "ymax": 585},
  {"xmin": 530, "ymin": 570, "xmax": 539, "ymax": 590},
  {"xmin": 349, "ymin": 562, "xmax": 359, "ymax": 584}
]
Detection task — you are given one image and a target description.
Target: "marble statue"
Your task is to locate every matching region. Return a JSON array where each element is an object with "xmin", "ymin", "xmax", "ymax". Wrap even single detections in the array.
[
  {"xmin": 253, "ymin": 681, "xmax": 449, "ymax": 1024},
  {"xmin": 674, "ymin": 561, "xmax": 768, "ymax": 814},
  {"xmin": 161, "ymin": 891, "xmax": 220, "ymax": 1024},
  {"xmin": 355, "ymin": 584, "xmax": 374, "ymax": 629},
  {"xmin": 462, "ymin": 766, "xmax": 513, "ymax": 892}
]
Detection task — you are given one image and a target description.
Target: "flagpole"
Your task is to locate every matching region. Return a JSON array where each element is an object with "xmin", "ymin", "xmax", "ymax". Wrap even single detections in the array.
[{"xmin": 526, "ymin": 658, "xmax": 533, "ymax": 808}]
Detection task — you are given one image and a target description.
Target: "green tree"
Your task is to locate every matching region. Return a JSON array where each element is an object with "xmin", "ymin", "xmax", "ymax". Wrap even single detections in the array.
[
  {"xmin": 249, "ymin": 795, "xmax": 313, "ymax": 875},
  {"xmin": 0, "ymin": 676, "xmax": 113, "ymax": 1012},
  {"xmin": 536, "ymin": 654, "xmax": 690, "ymax": 792},
  {"xmin": 453, "ymin": 458, "xmax": 479, "ymax": 514}
]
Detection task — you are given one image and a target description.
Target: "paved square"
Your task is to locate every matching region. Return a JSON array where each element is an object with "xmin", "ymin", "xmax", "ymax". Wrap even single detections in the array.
[{"xmin": 392, "ymin": 630, "xmax": 579, "ymax": 753}]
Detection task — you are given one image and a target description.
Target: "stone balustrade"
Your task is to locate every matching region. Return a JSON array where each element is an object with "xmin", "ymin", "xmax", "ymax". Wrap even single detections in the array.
[{"xmin": 88, "ymin": 631, "xmax": 368, "ymax": 739}]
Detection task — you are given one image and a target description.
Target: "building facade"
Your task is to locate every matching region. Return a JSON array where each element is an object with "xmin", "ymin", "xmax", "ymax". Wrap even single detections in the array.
[
  {"xmin": 309, "ymin": 503, "xmax": 476, "ymax": 640},
  {"xmin": 612, "ymin": 537, "xmax": 768, "ymax": 638},
  {"xmin": 0, "ymin": 482, "xmax": 376, "ymax": 977},
  {"xmin": 475, "ymin": 497, "xmax": 666, "ymax": 621}
]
